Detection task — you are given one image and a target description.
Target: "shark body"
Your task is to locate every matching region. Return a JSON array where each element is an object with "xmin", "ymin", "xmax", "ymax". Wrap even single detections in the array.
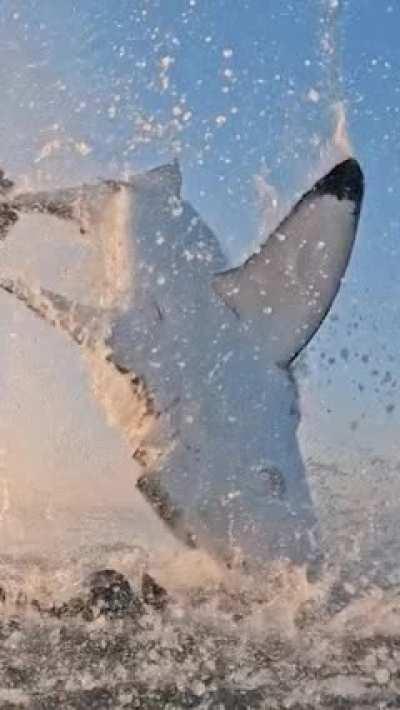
[{"xmin": 0, "ymin": 158, "xmax": 364, "ymax": 571}]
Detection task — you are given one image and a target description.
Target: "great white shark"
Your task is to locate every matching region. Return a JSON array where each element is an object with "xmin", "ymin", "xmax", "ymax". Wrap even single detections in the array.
[{"xmin": 0, "ymin": 157, "xmax": 364, "ymax": 572}]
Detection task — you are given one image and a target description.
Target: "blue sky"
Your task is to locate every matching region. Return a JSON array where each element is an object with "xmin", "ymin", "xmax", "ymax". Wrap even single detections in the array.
[{"xmin": 0, "ymin": 1, "xmax": 399, "ymax": 461}]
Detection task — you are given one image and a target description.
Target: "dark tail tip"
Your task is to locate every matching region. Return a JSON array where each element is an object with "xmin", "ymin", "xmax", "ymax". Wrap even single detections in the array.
[{"xmin": 314, "ymin": 158, "xmax": 364, "ymax": 205}]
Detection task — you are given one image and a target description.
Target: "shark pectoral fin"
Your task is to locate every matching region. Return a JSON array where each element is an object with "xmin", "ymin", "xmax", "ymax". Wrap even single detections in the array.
[
  {"xmin": 0, "ymin": 276, "xmax": 108, "ymax": 347},
  {"xmin": 0, "ymin": 275, "xmax": 173, "ymax": 467},
  {"xmin": 2, "ymin": 160, "xmax": 181, "ymax": 243},
  {"xmin": 10, "ymin": 181, "xmax": 122, "ymax": 235},
  {"xmin": 213, "ymin": 158, "xmax": 364, "ymax": 365},
  {"xmin": 2, "ymin": 177, "xmax": 132, "ymax": 310}
]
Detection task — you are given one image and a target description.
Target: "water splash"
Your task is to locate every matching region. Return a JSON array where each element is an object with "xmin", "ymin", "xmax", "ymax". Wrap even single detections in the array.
[
  {"xmin": 318, "ymin": 0, "xmax": 352, "ymax": 163},
  {"xmin": 332, "ymin": 99, "xmax": 352, "ymax": 157},
  {"xmin": 253, "ymin": 0, "xmax": 352, "ymax": 251}
]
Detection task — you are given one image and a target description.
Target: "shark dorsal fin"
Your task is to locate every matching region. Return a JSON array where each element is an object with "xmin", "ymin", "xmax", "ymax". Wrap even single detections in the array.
[
  {"xmin": 213, "ymin": 158, "xmax": 364, "ymax": 365},
  {"xmin": 130, "ymin": 159, "xmax": 182, "ymax": 199}
]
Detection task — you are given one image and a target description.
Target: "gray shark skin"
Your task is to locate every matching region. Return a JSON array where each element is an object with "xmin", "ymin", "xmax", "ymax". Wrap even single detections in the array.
[{"xmin": 0, "ymin": 158, "xmax": 364, "ymax": 571}]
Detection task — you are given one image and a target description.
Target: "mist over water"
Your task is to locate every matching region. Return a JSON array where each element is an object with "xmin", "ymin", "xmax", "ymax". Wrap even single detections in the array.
[{"xmin": 0, "ymin": 1, "xmax": 399, "ymax": 706}]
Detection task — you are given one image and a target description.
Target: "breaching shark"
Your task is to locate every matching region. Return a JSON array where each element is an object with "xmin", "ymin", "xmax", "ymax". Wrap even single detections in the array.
[{"xmin": 0, "ymin": 157, "xmax": 364, "ymax": 572}]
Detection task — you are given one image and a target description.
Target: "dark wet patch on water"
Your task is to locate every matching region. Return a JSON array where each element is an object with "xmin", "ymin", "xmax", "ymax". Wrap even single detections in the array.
[{"xmin": 4, "ymin": 569, "xmax": 167, "ymax": 624}]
